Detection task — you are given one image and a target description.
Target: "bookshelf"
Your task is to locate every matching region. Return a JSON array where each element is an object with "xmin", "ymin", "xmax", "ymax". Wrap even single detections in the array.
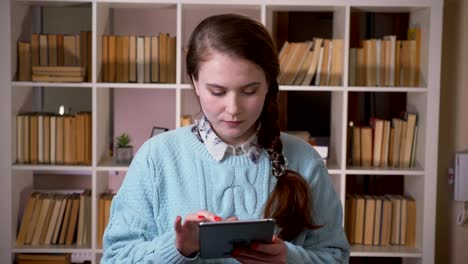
[{"xmin": 1, "ymin": 0, "xmax": 443, "ymax": 263}]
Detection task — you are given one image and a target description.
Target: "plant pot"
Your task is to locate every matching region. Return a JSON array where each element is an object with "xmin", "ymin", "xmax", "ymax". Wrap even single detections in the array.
[{"xmin": 115, "ymin": 146, "xmax": 133, "ymax": 164}]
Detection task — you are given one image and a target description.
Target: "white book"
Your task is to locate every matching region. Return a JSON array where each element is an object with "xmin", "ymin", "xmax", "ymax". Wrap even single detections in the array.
[
  {"xmin": 302, "ymin": 38, "xmax": 323, "ymax": 86},
  {"xmin": 384, "ymin": 35, "xmax": 396, "ymax": 86},
  {"xmin": 144, "ymin": 36, "xmax": 151, "ymax": 83},
  {"xmin": 314, "ymin": 47, "xmax": 324, "ymax": 86},
  {"xmin": 137, "ymin": 37, "xmax": 144, "ymax": 83},
  {"xmin": 50, "ymin": 116, "xmax": 56, "ymax": 164},
  {"xmin": 38, "ymin": 115, "xmax": 44, "ymax": 163}
]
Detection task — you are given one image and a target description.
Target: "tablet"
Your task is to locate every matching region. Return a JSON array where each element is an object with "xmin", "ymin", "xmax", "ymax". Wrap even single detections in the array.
[{"xmin": 198, "ymin": 218, "xmax": 276, "ymax": 259}]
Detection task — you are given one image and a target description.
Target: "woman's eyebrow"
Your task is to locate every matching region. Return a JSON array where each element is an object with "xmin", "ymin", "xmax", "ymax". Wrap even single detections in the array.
[{"xmin": 206, "ymin": 82, "xmax": 261, "ymax": 89}]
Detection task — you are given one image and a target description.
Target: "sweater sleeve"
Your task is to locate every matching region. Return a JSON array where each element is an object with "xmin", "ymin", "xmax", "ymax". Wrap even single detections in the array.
[
  {"xmin": 101, "ymin": 142, "xmax": 199, "ymax": 264},
  {"xmin": 285, "ymin": 161, "xmax": 350, "ymax": 263}
]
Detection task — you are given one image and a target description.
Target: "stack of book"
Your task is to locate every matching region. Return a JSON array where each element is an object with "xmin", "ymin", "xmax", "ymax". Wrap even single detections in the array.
[
  {"xmin": 101, "ymin": 33, "xmax": 176, "ymax": 83},
  {"xmin": 16, "ymin": 190, "xmax": 91, "ymax": 247},
  {"xmin": 345, "ymin": 194, "xmax": 416, "ymax": 247},
  {"xmin": 17, "ymin": 32, "xmax": 92, "ymax": 82},
  {"xmin": 278, "ymin": 38, "xmax": 344, "ymax": 86},
  {"xmin": 16, "ymin": 112, "xmax": 92, "ymax": 165},
  {"xmin": 32, "ymin": 66, "xmax": 85, "ymax": 83},
  {"xmin": 348, "ymin": 28, "xmax": 421, "ymax": 87},
  {"xmin": 349, "ymin": 112, "xmax": 418, "ymax": 168}
]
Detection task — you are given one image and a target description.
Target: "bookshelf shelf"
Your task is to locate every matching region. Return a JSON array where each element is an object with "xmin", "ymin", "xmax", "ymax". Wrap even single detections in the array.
[
  {"xmin": 96, "ymin": 157, "xmax": 129, "ymax": 172},
  {"xmin": 350, "ymin": 245, "xmax": 422, "ymax": 258},
  {"xmin": 345, "ymin": 165, "xmax": 425, "ymax": 175},
  {"xmin": 12, "ymin": 164, "xmax": 93, "ymax": 172},
  {"xmin": 346, "ymin": 87, "xmax": 428, "ymax": 93},
  {"xmin": 279, "ymin": 85, "xmax": 345, "ymax": 92},
  {"xmin": 11, "ymin": 82, "xmax": 93, "ymax": 88},
  {"xmin": 95, "ymin": 83, "xmax": 178, "ymax": 89},
  {"xmin": 2, "ymin": 0, "xmax": 442, "ymax": 263}
]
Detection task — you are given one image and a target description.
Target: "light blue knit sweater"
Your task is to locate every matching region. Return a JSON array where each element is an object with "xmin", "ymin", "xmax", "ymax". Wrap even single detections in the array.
[{"xmin": 102, "ymin": 126, "xmax": 350, "ymax": 263}]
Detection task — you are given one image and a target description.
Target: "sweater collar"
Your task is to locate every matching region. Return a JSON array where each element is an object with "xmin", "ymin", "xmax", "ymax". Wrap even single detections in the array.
[{"xmin": 191, "ymin": 116, "xmax": 262, "ymax": 163}]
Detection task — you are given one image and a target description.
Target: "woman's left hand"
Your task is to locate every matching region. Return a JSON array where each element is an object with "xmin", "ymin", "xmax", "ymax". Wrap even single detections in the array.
[{"xmin": 231, "ymin": 235, "xmax": 286, "ymax": 264}]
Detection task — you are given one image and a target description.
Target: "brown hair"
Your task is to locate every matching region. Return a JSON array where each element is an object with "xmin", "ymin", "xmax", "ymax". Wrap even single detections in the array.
[{"xmin": 186, "ymin": 14, "xmax": 319, "ymax": 241}]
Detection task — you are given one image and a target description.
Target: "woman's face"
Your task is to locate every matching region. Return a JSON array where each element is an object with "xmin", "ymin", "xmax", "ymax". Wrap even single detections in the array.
[{"xmin": 192, "ymin": 51, "xmax": 268, "ymax": 146}]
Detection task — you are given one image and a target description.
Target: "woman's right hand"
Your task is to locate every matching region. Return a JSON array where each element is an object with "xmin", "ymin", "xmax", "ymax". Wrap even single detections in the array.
[{"xmin": 174, "ymin": 210, "xmax": 237, "ymax": 257}]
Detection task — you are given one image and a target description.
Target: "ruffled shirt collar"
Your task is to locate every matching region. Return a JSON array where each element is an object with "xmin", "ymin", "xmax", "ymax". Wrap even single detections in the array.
[{"xmin": 191, "ymin": 116, "xmax": 262, "ymax": 163}]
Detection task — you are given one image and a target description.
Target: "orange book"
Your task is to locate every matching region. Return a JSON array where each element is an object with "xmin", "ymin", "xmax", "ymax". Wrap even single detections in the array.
[{"xmin": 65, "ymin": 195, "xmax": 80, "ymax": 245}]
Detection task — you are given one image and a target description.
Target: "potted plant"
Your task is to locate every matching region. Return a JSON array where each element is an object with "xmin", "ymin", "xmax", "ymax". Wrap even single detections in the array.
[{"xmin": 115, "ymin": 133, "xmax": 133, "ymax": 164}]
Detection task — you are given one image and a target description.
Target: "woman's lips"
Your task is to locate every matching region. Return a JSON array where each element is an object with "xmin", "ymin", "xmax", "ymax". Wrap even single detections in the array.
[{"xmin": 224, "ymin": 120, "xmax": 242, "ymax": 127}]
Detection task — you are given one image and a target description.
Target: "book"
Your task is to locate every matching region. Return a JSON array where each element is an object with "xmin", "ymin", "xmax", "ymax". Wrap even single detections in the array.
[
  {"xmin": 328, "ymin": 39, "xmax": 343, "ymax": 86},
  {"xmin": 39, "ymin": 34, "xmax": 48, "ymax": 66},
  {"xmin": 167, "ymin": 36, "xmax": 176, "ymax": 83},
  {"xmin": 144, "ymin": 36, "xmax": 151, "ymax": 83},
  {"xmin": 31, "ymin": 34, "xmax": 40, "ymax": 67},
  {"xmin": 128, "ymin": 35, "xmax": 137, "ymax": 82},
  {"xmin": 16, "ymin": 193, "xmax": 39, "ymax": 246},
  {"xmin": 17, "ymin": 115, "xmax": 24, "ymax": 163},
  {"xmin": 301, "ymin": 38, "xmax": 323, "ymax": 86},
  {"xmin": 101, "ymin": 35, "xmax": 109, "ymax": 82},
  {"xmin": 159, "ymin": 33, "xmax": 168, "ymax": 83},
  {"xmin": 354, "ymin": 195, "xmax": 365, "ymax": 244},
  {"xmin": 406, "ymin": 196, "xmax": 417, "ymax": 246},
  {"xmin": 150, "ymin": 35, "xmax": 159, "ymax": 83},
  {"xmin": 136, "ymin": 36, "xmax": 144, "ymax": 83},
  {"xmin": 18, "ymin": 41, "xmax": 31, "ymax": 81},
  {"xmin": 363, "ymin": 196, "xmax": 376, "ymax": 245},
  {"xmin": 372, "ymin": 197, "xmax": 382, "ymax": 246},
  {"xmin": 29, "ymin": 114, "xmax": 39, "ymax": 164},
  {"xmin": 352, "ymin": 126, "xmax": 361, "ymax": 166},
  {"xmin": 360, "ymin": 127, "xmax": 373, "ymax": 167}
]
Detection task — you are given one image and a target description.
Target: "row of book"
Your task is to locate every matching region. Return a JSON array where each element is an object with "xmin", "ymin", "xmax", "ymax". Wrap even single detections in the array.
[
  {"xmin": 349, "ymin": 112, "xmax": 418, "ymax": 168},
  {"xmin": 16, "ymin": 190, "xmax": 92, "ymax": 247},
  {"xmin": 16, "ymin": 112, "xmax": 92, "ymax": 165},
  {"xmin": 17, "ymin": 32, "xmax": 92, "ymax": 82},
  {"xmin": 345, "ymin": 194, "xmax": 416, "ymax": 247},
  {"xmin": 349, "ymin": 30, "xmax": 421, "ymax": 87},
  {"xmin": 101, "ymin": 33, "xmax": 176, "ymax": 83},
  {"xmin": 278, "ymin": 38, "xmax": 343, "ymax": 86}
]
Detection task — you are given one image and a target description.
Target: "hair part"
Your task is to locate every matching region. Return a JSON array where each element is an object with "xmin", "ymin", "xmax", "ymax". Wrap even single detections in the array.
[{"xmin": 186, "ymin": 13, "xmax": 320, "ymax": 241}]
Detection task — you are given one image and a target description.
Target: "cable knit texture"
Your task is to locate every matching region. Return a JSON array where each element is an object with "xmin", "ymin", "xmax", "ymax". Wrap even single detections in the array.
[{"xmin": 102, "ymin": 126, "xmax": 350, "ymax": 263}]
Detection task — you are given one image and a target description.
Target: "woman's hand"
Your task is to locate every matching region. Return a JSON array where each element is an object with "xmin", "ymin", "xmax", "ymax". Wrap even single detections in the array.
[
  {"xmin": 174, "ymin": 210, "xmax": 237, "ymax": 257},
  {"xmin": 231, "ymin": 235, "xmax": 286, "ymax": 264}
]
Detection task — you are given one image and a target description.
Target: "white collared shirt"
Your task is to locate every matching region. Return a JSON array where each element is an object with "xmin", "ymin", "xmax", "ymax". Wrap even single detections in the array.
[{"xmin": 192, "ymin": 116, "xmax": 262, "ymax": 163}]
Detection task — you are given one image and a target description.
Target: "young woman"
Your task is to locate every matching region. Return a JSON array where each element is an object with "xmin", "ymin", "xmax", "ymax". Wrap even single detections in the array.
[{"xmin": 102, "ymin": 14, "xmax": 349, "ymax": 263}]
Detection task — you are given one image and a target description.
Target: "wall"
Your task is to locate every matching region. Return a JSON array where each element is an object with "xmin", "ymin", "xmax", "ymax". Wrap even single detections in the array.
[
  {"xmin": 436, "ymin": 0, "xmax": 468, "ymax": 263},
  {"xmin": 0, "ymin": 0, "xmax": 11, "ymax": 262}
]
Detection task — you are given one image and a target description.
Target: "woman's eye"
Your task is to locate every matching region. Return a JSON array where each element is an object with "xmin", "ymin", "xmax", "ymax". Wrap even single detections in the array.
[
  {"xmin": 211, "ymin": 90, "xmax": 225, "ymax": 96},
  {"xmin": 243, "ymin": 90, "xmax": 256, "ymax": 95}
]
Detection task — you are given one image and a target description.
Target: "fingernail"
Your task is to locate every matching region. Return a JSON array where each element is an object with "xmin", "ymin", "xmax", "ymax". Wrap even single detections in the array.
[
  {"xmin": 214, "ymin": 216, "xmax": 222, "ymax": 221},
  {"xmin": 198, "ymin": 215, "xmax": 204, "ymax": 219}
]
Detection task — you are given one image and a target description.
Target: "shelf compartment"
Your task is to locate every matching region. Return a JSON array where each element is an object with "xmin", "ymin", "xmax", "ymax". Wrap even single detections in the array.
[
  {"xmin": 12, "ymin": 1, "xmax": 92, "ymax": 83},
  {"xmin": 348, "ymin": 7, "xmax": 430, "ymax": 89},
  {"xmin": 12, "ymin": 172, "xmax": 92, "ymax": 250},
  {"xmin": 96, "ymin": 2, "xmax": 177, "ymax": 84},
  {"xmin": 95, "ymin": 87, "xmax": 176, "ymax": 168}
]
